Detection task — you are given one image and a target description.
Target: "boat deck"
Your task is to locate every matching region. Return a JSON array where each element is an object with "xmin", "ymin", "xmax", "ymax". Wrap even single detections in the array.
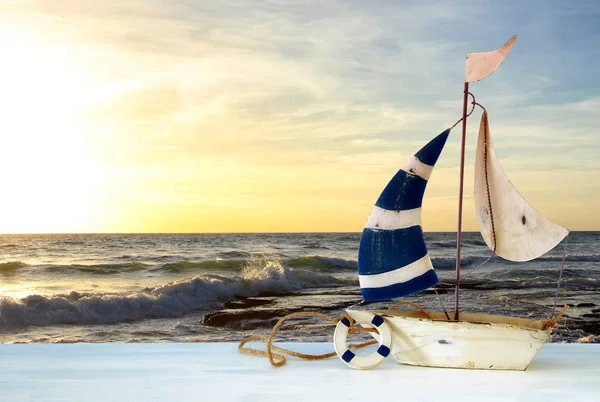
[
  {"xmin": 373, "ymin": 309, "xmax": 549, "ymax": 330},
  {"xmin": 1, "ymin": 343, "xmax": 598, "ymax": 401}
]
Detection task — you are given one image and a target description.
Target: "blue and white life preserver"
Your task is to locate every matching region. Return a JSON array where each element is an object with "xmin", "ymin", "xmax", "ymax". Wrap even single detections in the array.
[{"xmin": 333, "ymin": 313, "xmax": 393, "ymax": 370}]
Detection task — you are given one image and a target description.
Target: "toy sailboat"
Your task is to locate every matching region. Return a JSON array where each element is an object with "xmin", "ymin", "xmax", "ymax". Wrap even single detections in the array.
[{"xmin": 333, "ymin": 35, "xmax": 569, "ymax": 371}]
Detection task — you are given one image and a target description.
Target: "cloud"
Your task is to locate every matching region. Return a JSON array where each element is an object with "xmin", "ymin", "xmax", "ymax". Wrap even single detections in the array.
[{"xmin": 2, "ymin": 0, "xmax": 599, "ymax": 231}]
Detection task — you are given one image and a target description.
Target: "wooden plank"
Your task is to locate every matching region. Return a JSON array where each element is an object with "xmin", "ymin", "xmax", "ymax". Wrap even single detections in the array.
[{"xmin": 0, "ymin": 343, "xmax": 598, "ymax": 401}]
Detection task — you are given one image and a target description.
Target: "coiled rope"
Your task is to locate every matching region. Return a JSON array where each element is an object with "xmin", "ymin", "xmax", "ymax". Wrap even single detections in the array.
[{"xmin": 238, "ymin": 302, "xmax": 430, "ymax": 367}]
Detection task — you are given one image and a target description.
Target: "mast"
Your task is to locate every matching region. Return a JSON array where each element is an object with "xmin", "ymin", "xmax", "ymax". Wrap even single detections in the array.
[
  {"xmin": 454, "ymin": 82, "xmax": 469, "ymax": 321},
  {"xmin": 454, "ymin": 35, "xmax": 518, "ymax": 321}
]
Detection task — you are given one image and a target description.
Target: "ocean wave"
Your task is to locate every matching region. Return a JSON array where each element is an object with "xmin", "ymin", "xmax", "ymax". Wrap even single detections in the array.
[
  {"xmin": 0, "ymin": 256, "xmax": 346, "ymax": 329},
  {"xmin": 537, "ymin": 254, "xmax": 600, "ymax": 263},
  {"xmin": 434, "ymin": 240, "xmax": 487, "ymax": 248},
  {"xmin": 314, "ymin": 256, "xmax": 357, "ymax": 269},
  {"xmin": 216, "ymin": 251, "xmax": 251, "ymax": 259},
  {"xmin": 3, "ymin": 255, "xmax": 485, "ymax": 276},
  {"xmin": 0, "ymin": 261, "xmax": 28, "ymax": 271},
  {"xmin": 434, "ymin": 241, "xmax": 457, "ymax": 248},
  {"xmin": 468, "ymin": 240, "xmax": 488, "ymax": 246},
  {"xmin": 45, "ymin": 262, "xmax": 150, "ymax": 274},
  {"xmin": 287, "ymin": 256, "xmax": 357, "ymax": 271},
  {"xmin": 431, "ymin": 257, "xmax": 474, "ymax": 269},
  {"xmin": 301, "ymin": 243, "xmax": 330, "ymax": 250},
  {"xmin": 61, "ymin": 240, "xmax": 87, "ymax": 245},
  {"xmin": 476, "ymin": 268, "xmax": 599, "ymax": 290},
  {"xmin": 0, "ymin": 244, "xmax": 18, "ymax": 249},
  {"xmin": 150, "ymin": 256, "xmax": 359, "ymax": 273},
  {"xmin": 335, "ymin": 234, "xmax": 361, "ymax": 242},
  {"xmin": 155, "ymin": 260, "xmax": 246, "ymax": 273}
]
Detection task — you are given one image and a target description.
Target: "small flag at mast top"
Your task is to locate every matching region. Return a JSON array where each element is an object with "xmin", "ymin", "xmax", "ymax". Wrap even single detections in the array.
[{"xmin": 465, "ymin": 35, "xmax": 517, "ymax": 83}]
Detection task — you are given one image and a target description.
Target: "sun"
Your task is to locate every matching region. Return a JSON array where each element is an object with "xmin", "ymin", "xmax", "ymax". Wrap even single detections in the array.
[{"xmin": 0, "ymin": 30, "xmax": 104, "ymax": 233}]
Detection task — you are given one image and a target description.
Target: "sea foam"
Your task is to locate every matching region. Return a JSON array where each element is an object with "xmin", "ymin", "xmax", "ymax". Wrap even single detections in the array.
[{"xmin": 0, "ymin": 254, "xmax": 345, "ymax": 329}]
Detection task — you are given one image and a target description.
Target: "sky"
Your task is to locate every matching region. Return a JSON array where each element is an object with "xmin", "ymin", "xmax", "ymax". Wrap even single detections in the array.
[{"xmin": 0, "ymin": 0, "xmax": 599, "ymax": 233}]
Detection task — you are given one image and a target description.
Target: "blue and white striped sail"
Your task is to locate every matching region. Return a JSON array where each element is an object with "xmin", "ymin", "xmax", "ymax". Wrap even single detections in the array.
[{"xmin": 358, "ymin": 130, "xmax": 450, "ymax": 302}]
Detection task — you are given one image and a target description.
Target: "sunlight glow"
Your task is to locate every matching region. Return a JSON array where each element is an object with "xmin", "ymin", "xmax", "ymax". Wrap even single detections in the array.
[
  {"xmin": 0, "ymin": 30, "xmax": 104, "ymax": 233},
  {"xmin": 0, "ymin": 2, "xmax": 596, "ymax": 233}
]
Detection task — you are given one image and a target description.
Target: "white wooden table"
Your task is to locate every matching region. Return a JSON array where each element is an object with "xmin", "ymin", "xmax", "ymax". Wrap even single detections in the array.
[{"xmin": 1, "ymin": 343, "xmax": 598, "ymax": 401}]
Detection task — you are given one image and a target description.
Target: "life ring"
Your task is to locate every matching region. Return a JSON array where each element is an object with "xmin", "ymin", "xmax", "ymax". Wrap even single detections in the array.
[{"xmin": 333, "ymin": 313, "xmax": 393, "ymax": 370}]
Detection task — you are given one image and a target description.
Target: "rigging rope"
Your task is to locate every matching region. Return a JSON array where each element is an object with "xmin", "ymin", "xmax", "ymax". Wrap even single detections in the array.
[
  {"xmin": 480, "ymin": 107, "xmax": 497, "ymax": 255},
  {"xmin": 551, "ymin": 233, "xmax": 570, "ymax": 318},
  {"xmin": 448, "ymin": 92, "xmax": 477, "ymax": 131},
  {"xmin": 433, "ymin": 288, "xmax": 451, "ymax": 321},
  {"xmin": 542, "ymin": 304, "xmax": 569, "ymax": 331}
]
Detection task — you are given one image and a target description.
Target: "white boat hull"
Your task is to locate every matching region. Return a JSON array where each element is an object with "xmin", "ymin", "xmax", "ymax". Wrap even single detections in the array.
[{"xmin": 339, "ymin": 309, "xmax": 551, "ymax": 370}]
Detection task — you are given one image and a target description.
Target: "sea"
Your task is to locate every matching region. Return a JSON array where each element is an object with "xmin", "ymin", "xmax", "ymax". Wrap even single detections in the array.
[{"xmin": 0, "ymin": 232, "xmax": 599, "ymax": 344}]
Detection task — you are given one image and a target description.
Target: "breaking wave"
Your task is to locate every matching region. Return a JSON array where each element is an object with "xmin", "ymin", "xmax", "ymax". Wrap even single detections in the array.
[{"xmin": 0, "ymin": 256, "xmax": 349, "ymax": 329}]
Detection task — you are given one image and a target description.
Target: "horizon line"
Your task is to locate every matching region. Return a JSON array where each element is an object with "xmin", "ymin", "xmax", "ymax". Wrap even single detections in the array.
[{"xmin": 0, "ymin": 230, "xmax": 595, "ymax": 236}]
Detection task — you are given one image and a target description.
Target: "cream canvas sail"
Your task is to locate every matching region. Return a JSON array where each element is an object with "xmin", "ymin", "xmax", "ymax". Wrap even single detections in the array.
[{"xmin": 474, "ymin": 111, "xmax": 568, "ymax": 261}]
